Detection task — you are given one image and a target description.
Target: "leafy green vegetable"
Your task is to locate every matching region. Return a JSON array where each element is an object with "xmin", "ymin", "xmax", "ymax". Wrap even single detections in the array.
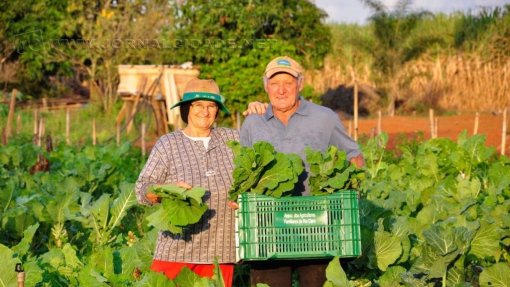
[
  {"xmin": 305, "ymin": 145, "xmax": 365, "ymax": 195},
  {"xmin": 323, "ymin": 257, "xmax": 351, "ymax": 287},
  {"xmin": 145, "ymin": 184, "xmax": 208, "ymax": 234},
  {"xmin": 228, "ymin": 141, "xmax": 304, "ymax": 200},
  {"xmin": 479, "ymin": 262, "xmax": 510, "ymax": 287}
]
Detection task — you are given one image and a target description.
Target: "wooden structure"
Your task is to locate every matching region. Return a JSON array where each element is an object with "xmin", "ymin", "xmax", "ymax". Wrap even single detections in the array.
[{"xmin": 116, "ymin": 64, "xmax": 200, "ymax": 135}]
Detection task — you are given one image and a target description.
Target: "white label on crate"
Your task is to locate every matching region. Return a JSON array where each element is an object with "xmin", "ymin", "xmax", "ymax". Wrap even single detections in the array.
[{"xmin": 275, "ymin": 210, "xmax": 328, "ymax": 227}]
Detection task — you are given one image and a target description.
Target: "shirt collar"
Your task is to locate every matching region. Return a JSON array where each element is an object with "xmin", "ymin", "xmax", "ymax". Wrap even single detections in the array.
[{"xmin": 263, "ymin": 96, "xmax": 309, "ymax": 121}]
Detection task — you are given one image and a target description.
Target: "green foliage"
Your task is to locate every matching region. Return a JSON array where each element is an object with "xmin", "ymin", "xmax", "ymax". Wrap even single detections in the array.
[
  {"xmin": 305, "ymin": 145, "xmax": 365, "ymax": 195},
  {"xmin": 170, "ymin": 0, "xmax": 330, "ymax": 67},
  {"xmin": 2, "ymin": 127, "xmax": 510, "ymax": 285},
  {"xmin": 360, "ymin": 0, "xmax": 443, "ymax": 114},
  {"xmin": 479, "ymin": 262, "xmax": 510, "ymax": 287},
  {"xmin": 323, "ymin": 257, "xmax": 351, "ymax": 287},
  {"xmin": 201, "ymin": 40, "xmax": 297, "ymax": 114},
  {"xmin": 145, "ymin": 184, "xmax": 208, "ymax": 234},
  {"xmin": 350, "ymin": 131, "xmax": 510, "ymax": 285},
  {"xmin": 454, "ymin": 5, "xmax": 510, "ymax": 59},
  {"xmin": 170, "ymin": 0, "xmax": 331, "ymax": 114},
  {"xmin": 228, "ymin": 141, "xmax": 303, "ymax": 200}
]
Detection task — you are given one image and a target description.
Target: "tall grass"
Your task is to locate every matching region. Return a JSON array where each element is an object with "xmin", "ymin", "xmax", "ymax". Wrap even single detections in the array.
[{"xmin": 308, "ymin": 7, "xmax": 509, "ymax": 114}]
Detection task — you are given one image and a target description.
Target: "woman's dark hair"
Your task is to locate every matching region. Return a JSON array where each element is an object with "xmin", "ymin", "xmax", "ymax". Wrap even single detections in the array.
[
  {"xmin": 179, "ymin": 101, "xmax": 219, "ymax": 124},
  {"xmin": 179, "ymin": 102, "xmax": 192, "ymax": 124}
]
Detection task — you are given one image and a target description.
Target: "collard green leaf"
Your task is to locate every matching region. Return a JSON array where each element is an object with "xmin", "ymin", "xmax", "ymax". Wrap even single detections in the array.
[
  {"xmin": 229, "ymin": 141, "xmax": 303, "ymax": 199},
  {"xmin": 423, "ymin": 224, "xmax": 458, "ymax": 256},
  {"xmin": 378, "ymin": 266, "xmax": 406, "ymax": 287},
  {"xmin": 0, "ymin": 244, "xmax": 19, "ymax": 287},
  {"xmin": 306, "ymin": 145, "xmax": 363, "ymax": 195},
  {"xmin": 167, "ymin": 198, "xmax": 208, "ymax": 226},
  {"xmin": 479, "ymin": 262, "xmax": 510, "ymax": 287},
  {"xmin": 11, "ymin": 223, "xmax": 39, "ymax": 258},
  {"xmin": 446, "ymin": 256, "xmax": 466, "ymax": 287},
  {"xmin": 174, "ymin": 267, "xmax": 210, "ymax": 287},
  {"xmin": 420, "ymin": 244, "xmax": 460, "ymax": 279},
  {"xmin": 109, "ymin": 183, "xmax": 137, "ymax": 230},
  {"xmin": 145, "ymin": 187, "xmax": 208, "ymax": 235},
  {"xmin": 324, "ymin": 257, "xmax": 351, "ymax": 287},
  {"xmin": 134, "ymin": 270, "xmax": 176, "ymax": 287},
  {"xmin": 469, "ymin": 221, "xmax": 501, "ymax": 260},
  {"xmin": 401, "ymin": 272, "xmax": 431, "ymax": 287},
  {"xmin": 375, "ymin": 222, "xmax": 402, "ymax": 271},
  {"xmin": 77, "ymin": 264, "xmax": 110, "ymax": 287}
]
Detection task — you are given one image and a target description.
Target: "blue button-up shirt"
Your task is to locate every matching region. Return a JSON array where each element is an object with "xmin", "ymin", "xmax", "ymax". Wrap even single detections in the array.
[{"xmin": 240, "ymin": 97, "xmax": 361, "ymax": 195}]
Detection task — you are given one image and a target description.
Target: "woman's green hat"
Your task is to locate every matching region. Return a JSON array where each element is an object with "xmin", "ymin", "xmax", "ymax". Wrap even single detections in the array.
[{"xmin": 171, "ymin": 78, "xmax": 230, "ymax": 115}]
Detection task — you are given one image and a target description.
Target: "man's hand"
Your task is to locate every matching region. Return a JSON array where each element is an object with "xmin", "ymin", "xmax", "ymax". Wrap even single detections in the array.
[
  {"xmin": 350, "ymin": 154, "xmax": 365, "ymax": 168},
  {"xmin": 242, "ymin": 102, "xmax": 268, "ymax": 116}
]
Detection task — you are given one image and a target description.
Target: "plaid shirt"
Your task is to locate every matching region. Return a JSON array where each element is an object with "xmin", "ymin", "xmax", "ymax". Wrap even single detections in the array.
[{"xmin": 135, "ymin": 128, "xmax": 239, "ymax": 263}]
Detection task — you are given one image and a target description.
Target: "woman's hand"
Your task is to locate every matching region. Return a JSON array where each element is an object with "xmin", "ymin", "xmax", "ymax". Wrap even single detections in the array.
[
  {"xmin": 146, "ymin": 192, "xmax": 161, "ymax": 204},
  {"xmin": 227, "ymin": 201, "xmax": 239, "ymax": 210},
  {"xmin": 175, "ymin": 181, "xmax": 192, "ymax": 189},
  {"xmin": 147, "ymin": 182, "xmax": 192, "ymax": 204},
  {"xmin": 242, "ymin": 101, "xmax": 268, "ymax": 116}
]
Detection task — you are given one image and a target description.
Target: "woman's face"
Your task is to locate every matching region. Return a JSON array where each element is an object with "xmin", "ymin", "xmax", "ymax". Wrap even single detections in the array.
[{"xmin": 187, "ymin": 100, "xmax": 219, "ymax": 130}]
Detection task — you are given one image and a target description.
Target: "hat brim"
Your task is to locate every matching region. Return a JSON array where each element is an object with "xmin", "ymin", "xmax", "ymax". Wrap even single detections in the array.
[
  {"xmin": 265, "ymin": 67, "xmax": 300, "ymax": 79},
  {"xmin": 171, "ymin": 98, "xmax": 230, "ymax": 115}
]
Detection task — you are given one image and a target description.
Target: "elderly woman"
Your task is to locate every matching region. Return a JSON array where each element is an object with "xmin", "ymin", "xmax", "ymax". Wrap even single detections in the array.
[{"xmin": 135, "ymin": 78, "xmax": 238, "ymax": 286}]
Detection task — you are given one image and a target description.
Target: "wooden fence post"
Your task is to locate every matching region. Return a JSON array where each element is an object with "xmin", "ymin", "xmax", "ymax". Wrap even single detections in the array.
[
  {"xmin": 33, "ymin": 109, "xmax": 38, "ymax": 137},
  {"xmin": 92, "ymin": 118, "xmax": 97, "ymax": 146},
  {"xmin": 5, "ymin": 89, "xmax": 18, "ymax": 143},
  {"xmin": 473, "ymin": 112, "xmax": 479, "ymax": 135},
  {"xmin": 377, "ymin": 110, "xmax": 382, "ymax": 135},
  {"xmin": 429, "ymin": 109, "xmax": 436, "ymax": 139}
]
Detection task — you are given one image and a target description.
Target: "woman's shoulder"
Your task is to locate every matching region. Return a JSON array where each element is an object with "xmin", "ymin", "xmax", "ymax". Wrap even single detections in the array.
[
  {"xmin": 213, "ymin": 127, "xmax": 239, "ymax": 140},
  {"xmin": 152, "ymin": 131, "xmax": 183, "ymax": 149}
]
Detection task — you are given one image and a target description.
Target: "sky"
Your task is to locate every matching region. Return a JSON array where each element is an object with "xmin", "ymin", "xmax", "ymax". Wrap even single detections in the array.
[{"xmin": 314, "ymin": 0, "xmax": 510, "ymax": 24}]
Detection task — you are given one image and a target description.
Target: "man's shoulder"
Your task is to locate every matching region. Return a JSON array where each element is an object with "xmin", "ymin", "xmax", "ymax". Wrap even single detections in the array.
[
  {"xmin": 303, "ymin": 100, "xmax": 338, "ymax": 118},
  {"xmin": 242, "ymin": 114, "xmax": 266, "ymax": 126}
]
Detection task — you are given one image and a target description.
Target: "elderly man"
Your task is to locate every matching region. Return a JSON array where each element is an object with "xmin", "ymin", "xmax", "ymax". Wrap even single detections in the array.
[{"xmin": 240, "ymin": 56, "xmax": 365, "ymax": 287}]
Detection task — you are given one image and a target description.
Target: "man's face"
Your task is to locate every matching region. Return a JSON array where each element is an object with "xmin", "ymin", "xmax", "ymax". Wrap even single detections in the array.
[{"xmin": 265, "ymin": 73, "xmax": 303, "ymax": 113}]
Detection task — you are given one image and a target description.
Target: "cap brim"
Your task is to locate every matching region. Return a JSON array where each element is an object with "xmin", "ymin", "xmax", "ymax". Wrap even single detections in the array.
[
  {"xmin": 171, "ymin": 99, "xmax": 230, "ymax": 115},
  {"xmin": 265, "ymin": 68, "xmax": 299, "ymax": 78}
]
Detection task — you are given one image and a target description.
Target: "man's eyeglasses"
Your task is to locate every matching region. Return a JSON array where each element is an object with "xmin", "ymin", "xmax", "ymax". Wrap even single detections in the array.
[{"xmin": 191, "ymin": 102, "xmax": 219, "ymax": 112}]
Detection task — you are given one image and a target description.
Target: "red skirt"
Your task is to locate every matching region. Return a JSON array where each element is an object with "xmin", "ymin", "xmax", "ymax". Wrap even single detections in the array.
[{"xmin": 150, "ymin": 260, "xmax": 234, "ymax": 287}]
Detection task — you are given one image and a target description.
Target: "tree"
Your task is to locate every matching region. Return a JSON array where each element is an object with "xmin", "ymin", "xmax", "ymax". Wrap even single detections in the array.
[
  {"xmin": 0, "ymin": 0, "xmax": 70, "ymax": 92},
  {"xmin": 361, "ymin": 0, "xmax": 439, "ymax": 115},
  {"xmin": 52, "ymin": 0, "xmax": 174, "ymax": 111},
  {"xmin": 167, "ymin": 0, "xmax": 332, "ymax": 116},
  {"xmin": 1, "ymin": 0, "xmax": 174, "ymax": 111}
]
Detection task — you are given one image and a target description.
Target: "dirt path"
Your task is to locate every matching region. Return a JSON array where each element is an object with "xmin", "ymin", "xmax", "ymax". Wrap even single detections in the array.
[{"xmin": 353, "ymin": 113, "xmax": 509, "ymax": 153}]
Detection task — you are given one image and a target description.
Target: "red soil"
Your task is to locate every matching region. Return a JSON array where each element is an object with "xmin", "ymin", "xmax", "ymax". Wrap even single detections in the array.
[{"xmin": 353, "ymin": 113, "xmax": 509, "ymax": 154}]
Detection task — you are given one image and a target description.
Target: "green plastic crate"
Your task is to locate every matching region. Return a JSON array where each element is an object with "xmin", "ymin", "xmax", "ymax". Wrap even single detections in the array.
[{"xmin": 235, "ymin": 191, "xmax": 361, "ymax": 261}]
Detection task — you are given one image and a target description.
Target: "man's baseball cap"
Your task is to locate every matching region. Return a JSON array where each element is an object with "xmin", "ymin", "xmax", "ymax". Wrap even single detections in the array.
[
  {"xmin": 171, "ymin": 78, "xmax": 230, "ymax": 115},
  {"xmin": 264, "ymin": 56, "xmax": 303, "ymax": 79}
]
